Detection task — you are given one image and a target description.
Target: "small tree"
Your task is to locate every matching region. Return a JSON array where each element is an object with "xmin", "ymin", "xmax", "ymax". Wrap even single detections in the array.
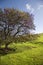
[{"xmin": 0, "ymin": 8, "xmax": 35, "ymax": 49}]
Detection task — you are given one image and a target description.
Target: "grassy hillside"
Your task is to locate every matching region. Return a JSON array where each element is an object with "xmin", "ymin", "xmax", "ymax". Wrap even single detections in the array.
[{"xmin": 0, "ymin": 33, "xmax": 43, "ymax": 65}]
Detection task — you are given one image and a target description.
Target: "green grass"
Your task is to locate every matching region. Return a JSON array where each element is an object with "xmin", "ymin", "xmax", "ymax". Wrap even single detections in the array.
[{"xmin": 0, "ymin": 33, "xmax": 43, "ymax": 65}]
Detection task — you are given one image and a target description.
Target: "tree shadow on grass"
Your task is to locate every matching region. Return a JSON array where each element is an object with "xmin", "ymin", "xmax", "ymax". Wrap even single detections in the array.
[
  {"xmin": 34, "ymin": 42, "xmax": 43, "ymax": 44},
  {"xmin": 0, "ymin": 45, "xmax": 37, "ymax": 56},
  {"xmin": 0, "ymin": 48, "xmax": 16, "ymax": 56}
]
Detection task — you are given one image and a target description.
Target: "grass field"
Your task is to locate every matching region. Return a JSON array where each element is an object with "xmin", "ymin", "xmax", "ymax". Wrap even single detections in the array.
[{"xmin": 0, "ymin": 33, "xmax": 43, "ymax": 65}]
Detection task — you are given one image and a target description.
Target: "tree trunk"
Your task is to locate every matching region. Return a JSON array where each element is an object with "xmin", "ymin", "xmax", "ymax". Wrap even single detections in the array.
[
  {"xmin": 0, "ymin": 44, "xmax": 1, "ymax": 49},
  {"xmin": 0, "ymin": 42, "xmax": 1, "ymax": 49},
  {"xmin": 5, "ymin": 44, "xmax": 8, "ymax": 49}
]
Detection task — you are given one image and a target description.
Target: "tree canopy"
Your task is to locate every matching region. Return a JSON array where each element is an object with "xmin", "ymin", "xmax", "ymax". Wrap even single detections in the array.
[{"xmin": 0, "ymin": 8, "xmax": 35, "ymax": 48}]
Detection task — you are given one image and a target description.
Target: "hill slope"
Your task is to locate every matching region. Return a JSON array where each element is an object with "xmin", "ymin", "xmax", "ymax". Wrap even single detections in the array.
[{"xmin": 0, "ymin": 33, "xmax": 43, "ymax": 65}]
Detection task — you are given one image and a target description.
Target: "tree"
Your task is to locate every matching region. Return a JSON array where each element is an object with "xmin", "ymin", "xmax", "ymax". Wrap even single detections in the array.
[{"xmin": 0, "ymin": 8, "xmax": 35, "ymax": 49}]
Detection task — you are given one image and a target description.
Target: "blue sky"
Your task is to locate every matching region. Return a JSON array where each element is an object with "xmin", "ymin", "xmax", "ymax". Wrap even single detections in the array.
[{"xmin": 0, "ymin": 0, "xmax": 43, "ymax": 33}]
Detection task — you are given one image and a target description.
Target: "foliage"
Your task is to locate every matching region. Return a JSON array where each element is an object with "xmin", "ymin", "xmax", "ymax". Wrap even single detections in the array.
[{"xmin": 0, "ymin": 8, "xmax": 35, "ymax": 48}]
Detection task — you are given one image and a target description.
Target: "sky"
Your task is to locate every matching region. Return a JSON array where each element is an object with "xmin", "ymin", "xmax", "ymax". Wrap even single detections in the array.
[{"xmin": 0, "ymin": 0, "xmax": 43, "ymax": 33}]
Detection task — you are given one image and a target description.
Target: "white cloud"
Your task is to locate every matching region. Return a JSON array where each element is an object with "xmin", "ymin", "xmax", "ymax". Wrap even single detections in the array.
[
  {"xmin": 38, "ymin": 4, "xmax": 43, "ymax": 10},
  {"xmin": 26, "ymin": 4, "xmax": 31, "ymax": 10},
  {"xmin": 26, "ymin": 3, "xmax": 43, "ymax": 14},
  {"xmin": 26, "ymin": 4, "xmax": 34, "ymax": 13}
]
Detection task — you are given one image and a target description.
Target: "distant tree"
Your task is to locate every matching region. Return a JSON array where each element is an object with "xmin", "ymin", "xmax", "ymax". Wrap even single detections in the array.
[{"xmin": 0, "ymin": 8, "xmax": 35, "ymax": 49}]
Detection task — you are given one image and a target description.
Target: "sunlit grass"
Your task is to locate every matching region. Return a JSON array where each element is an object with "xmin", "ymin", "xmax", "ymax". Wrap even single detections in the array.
[{"xmin": 0, "ymin": 34, "xmax": 43, "ymax": 65}]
